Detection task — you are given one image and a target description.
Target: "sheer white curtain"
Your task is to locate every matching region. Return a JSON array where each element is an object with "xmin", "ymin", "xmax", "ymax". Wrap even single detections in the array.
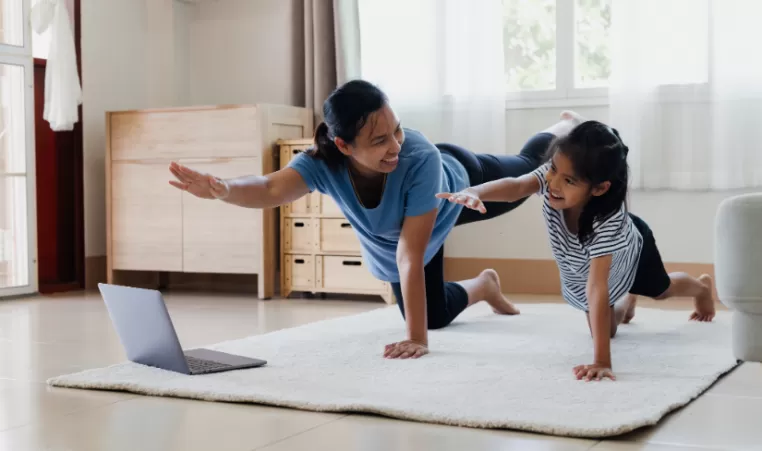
[
  {"xmin": 609, "ymin": 0, "xmax": 762, "ymax": 190},
  {"xmin": 357, "ymin": 0, "xmax": 506, "ymax": 154}
]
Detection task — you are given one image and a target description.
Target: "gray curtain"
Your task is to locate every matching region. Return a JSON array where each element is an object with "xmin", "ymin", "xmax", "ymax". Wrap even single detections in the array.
[
  {"xmin": 304, "ymin": 0, "xmax": 337, "ymax": 114},
  {"xmin": 303, "ymin": 0, "xmax": 361, "ymax": 118}
]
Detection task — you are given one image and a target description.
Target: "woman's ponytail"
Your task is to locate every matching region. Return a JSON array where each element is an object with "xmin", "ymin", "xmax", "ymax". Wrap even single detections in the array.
[{"xmin": 309, "ymin": 122, "xmax": 344, "ymax": 168}]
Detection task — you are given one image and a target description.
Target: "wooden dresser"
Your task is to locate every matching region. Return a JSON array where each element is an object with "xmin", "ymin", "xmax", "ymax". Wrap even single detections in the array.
[
  {"xmin": 106, "ymin": 104, "xmax": 313, "ymax": 299},
  {"xmin": 278, "ymin": 139, "xmax": 394, "ymax": 304}
]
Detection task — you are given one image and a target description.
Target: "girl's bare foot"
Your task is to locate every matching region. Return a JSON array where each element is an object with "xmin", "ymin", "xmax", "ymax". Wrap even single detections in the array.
[
  {"xmin": 474, "ymin": 269, "xmax": 520, "ymax": 315},
  {"xmin": 691, "ymin": 274, "xmax": 716, "ymax": 322}
]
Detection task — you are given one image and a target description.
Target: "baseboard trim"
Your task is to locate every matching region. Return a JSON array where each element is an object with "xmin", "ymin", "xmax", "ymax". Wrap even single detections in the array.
[
  {"xmin": 444, "ymin": 257, "xmax": 715, "ymax": 296},
  {"xmin": 89, "ymin": 254, "xmax": 715, "ymax": 297},
  {"xmin": 85, "ymin": 256, "xmax": 262, "ymax": 293}
]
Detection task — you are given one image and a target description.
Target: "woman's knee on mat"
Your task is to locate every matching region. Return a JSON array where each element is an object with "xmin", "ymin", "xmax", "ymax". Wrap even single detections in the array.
[{"xmin": 426, "ymin": 310, "xmax": 455, "ymax": 330}]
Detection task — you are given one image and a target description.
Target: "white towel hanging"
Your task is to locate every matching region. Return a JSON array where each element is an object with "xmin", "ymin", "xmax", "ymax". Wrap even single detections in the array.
[{"xmin": 31, "ymin": 0, "xmax": 82, "ymax": 131}]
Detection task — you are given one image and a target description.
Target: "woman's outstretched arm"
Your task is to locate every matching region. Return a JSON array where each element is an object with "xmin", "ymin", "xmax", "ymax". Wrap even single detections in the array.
[{"xmin": 169, "ymin": 162, "xmax": 310, "ymax": 209}]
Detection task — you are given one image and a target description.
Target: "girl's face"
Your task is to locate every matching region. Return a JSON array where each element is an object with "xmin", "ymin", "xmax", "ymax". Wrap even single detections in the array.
[
  {"xmin": 545, "ymin": 152, "xmax": 610, "ymax": 211},
  {"xmin": 335, "ymin": 104, "xmax": 405, "ymax": 175}
]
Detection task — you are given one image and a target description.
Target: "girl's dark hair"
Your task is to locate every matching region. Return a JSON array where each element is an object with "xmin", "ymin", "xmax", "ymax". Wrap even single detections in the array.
[
  {"xmin": 309, "ymin": 80, "xmax": 388, "ymax": 168},
  {"xmin": 547, "ymin": 120, "xmax": 630, "ymax": 245}
]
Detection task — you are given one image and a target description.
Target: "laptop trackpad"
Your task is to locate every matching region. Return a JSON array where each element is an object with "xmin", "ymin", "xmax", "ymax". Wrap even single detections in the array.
[{"xmin": 185, "ymin": 348, "xmax": 267, "ymax": 367}]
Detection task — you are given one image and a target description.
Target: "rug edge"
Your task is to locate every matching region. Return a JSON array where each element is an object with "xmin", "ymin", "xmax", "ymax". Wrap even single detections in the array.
[{"xmin": 46, "ymin": 360, "xmax": 740, "ymax": 439}]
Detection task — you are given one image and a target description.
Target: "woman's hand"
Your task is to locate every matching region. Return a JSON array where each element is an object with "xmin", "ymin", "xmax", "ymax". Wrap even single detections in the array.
[
  {"xmin": 384, "ymin": 340, "xmax": 429, "ymax": 359},
  {"xmin": 436, "ymin": 189, "xmax": 486, "ymax": 213},
  {"xmin": 573, "ymin": 363, "xmax": 616, "ymax": 381},
  {"xmin": 169, "ymin": 161, "xmax": 230, "ymax": 200}
]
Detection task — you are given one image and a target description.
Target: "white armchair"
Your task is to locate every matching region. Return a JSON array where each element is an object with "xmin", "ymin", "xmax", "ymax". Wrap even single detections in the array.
[{"xmin": 715, "ymin": 193, "xmax": 762, "ymax": 362}]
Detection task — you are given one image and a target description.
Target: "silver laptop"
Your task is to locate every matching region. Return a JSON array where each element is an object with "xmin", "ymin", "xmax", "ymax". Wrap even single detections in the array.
[{"xmin": 98, "ymin": 283, "xmax": 267, "ymax": 375}]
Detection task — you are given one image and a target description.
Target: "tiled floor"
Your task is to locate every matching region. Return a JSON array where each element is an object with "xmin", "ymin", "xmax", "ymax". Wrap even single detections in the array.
[{"xmin": 0, "ymin": 290, "xmax": 758, "ymax": 451}]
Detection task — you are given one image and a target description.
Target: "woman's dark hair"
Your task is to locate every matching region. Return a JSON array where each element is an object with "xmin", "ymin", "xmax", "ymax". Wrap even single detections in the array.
[
  {"xmin": 309, "ymin": 80, "xmax": 388, "ymax": 168},
  {"xmin": 546, "ymin": 120, "xmax": 630, "ymax": 246}
]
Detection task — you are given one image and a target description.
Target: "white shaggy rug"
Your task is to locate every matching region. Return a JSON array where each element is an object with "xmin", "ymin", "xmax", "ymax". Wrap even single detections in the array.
[{"xmin": 48, "ymin": 303, "xmax": 737, "ymax": 438}]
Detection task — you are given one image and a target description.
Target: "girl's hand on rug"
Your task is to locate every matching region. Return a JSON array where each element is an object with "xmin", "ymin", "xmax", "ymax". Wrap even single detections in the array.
[
  {"xmin": 384, "ymin": 340, "xmax": 428, "ymax": 359},
  {"xmin": 573, "ymin": 363, "xmax": 616, "ymax": 382}
]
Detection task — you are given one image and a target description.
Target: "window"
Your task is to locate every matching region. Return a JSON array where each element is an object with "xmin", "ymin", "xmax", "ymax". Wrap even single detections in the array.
[
  {"xmin": 0, "ymin": 62, "xmax": 31, "ymax": 291},
  {"xmin": 0, "ymin": 0, "xmax": 24, "ymax": 47},
  {"xmin": 503, "ymin": 0, "xmax": 557, "ymax": 93},
  {"xmin": 1, "ymin": 0, "xmax": 36, "ymax": 295},
  {"xmin": 574, "ymin": 0, "xmax": 611, "ymax": 89},
  {"xmin": 503, "ymin": 0, "xmax": 611, "ymax": 101},
  {"xmin": 503, "ymin": 0, "xmax": 709, "ymax": 105}
]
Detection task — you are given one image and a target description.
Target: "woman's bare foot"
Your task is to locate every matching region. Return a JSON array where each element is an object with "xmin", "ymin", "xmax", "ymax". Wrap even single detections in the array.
[
  {"xmin": 542, "ymin": 111, "xmax": 587, "ymax": 137},
  {"xmin": 624, "ymin": 295, "xmax": 637, "ymax": 323},
  {"xmin": 691, "ymin": 274, "xmax": 716, "ymax": 322},
  {"xmin": 474, "ymin": 269, "xmax": 520, "ymax": 315},
  {"xmin": 622, "ymin": 294, "xmax": 638, "ymax": 324},
  {"xmin": 612, "ymin": 294, "xmax": 637, "ymax": 326},
  {"xmin": 560, "ymin": 110, "xmax": 586, "ymax": 125}
]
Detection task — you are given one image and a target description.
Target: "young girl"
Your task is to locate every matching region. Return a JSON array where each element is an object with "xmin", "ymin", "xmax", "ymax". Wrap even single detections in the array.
[{"xmin": 437, "ymin": 112, "xmax": 716, "ymax": 381}]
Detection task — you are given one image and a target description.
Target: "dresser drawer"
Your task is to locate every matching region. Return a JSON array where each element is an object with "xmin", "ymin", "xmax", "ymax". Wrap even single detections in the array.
[
  {"xmin": 319, "ymin": 218, "xmax": 361, "ymax": 253},
  {"xmin": 283, "ymin": 194, "xmax": 311, "ymax": 216},
  {"xmin": 180, "ymin": 158, "xmax": 262, "ymax": 274},
  {"xmin": 317, "ymin": 194, "xmax": 343, "ymax": 216},
  {"xmin": 283, "ymin": 218, "xmax": 315, "ymax": 252},
  {"xmin": 307, "ymin": 191, "xmax": 343, "ymax": 217},
  {"xmin": 111, "ymin": 162, "xmax": 183, "ymax": 271},
  {"xmin": 109, "ymin": 107, "xmax": 260, "ymax": 161},
  {"xmin": 316, "ymin": 256, "xmax": 386, "ymax": 292},
  {"xmin": 279, "ymin": 143, "xmax": 313, "ymax": 167},
  {"xmin": 284, "ymin": 254, "xmax": 315, "ymax": 290}
]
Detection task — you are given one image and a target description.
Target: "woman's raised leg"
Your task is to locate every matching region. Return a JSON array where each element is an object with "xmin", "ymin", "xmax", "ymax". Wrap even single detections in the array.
[{"xmin": 442, "ymin": 112, "xmax": 583, "ymax": 226}]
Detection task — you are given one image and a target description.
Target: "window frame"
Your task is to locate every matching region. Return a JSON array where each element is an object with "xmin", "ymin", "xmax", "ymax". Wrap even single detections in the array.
[
  {"xmin": 0, "ymin": 0, "xmax": 38, "ymax": 297},
  {"xmin": 504, "ymin": 0, "xmax": 712, "ymax": 110},
  {"xmin": 0, "ymin": 0, "xmax": 31, "ymax": 55}
]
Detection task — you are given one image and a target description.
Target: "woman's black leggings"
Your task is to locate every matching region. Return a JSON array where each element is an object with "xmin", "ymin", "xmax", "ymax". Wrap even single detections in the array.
[{"xmin": 390, "ymin": 133, "xmax": 555, "ymax": 329}]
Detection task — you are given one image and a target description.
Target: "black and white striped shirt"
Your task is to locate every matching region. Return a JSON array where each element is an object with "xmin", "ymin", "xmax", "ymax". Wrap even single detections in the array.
[{"xmin": 532, "ymin": 164, "xmax": 643, "ymax": 311}]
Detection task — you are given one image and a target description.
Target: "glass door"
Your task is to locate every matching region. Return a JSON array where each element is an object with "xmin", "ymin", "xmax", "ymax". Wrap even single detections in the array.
[{"xmin": 0, "ymin": 0, "xmax": 37, "ymax": 297}]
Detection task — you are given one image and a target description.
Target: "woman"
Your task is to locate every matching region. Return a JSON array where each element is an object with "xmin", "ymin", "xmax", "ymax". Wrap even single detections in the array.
[{"xmin": 169, "ymin": 80, "xmax": 572, "ymax": 359}]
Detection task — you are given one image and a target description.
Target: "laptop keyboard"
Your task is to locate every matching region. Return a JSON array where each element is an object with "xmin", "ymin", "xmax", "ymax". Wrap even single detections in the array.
[{"xmin": 185, "ymin": 355, "xmax": 233, "ymax": 374}]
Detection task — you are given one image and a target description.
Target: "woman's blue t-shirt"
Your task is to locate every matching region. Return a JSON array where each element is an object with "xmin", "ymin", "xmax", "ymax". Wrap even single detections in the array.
[{"xmin": 287, "ymin": 129, "xmax": 469, "ymax": 283}]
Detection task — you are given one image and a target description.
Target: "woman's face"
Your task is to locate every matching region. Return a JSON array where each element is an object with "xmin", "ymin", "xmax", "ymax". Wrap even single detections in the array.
[{"xmin": 335, "ymin": 103, "xmax": 405, "ymax": 175}]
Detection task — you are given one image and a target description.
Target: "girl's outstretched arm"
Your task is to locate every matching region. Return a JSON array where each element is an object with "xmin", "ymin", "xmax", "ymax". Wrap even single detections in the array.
[
  {"xmin": 574, "ymin": 254, "xmax": 616, "ymax": 381},
  {"xmin": 436, "ymin": 172, "xmax": 541, "ymax": 213}
]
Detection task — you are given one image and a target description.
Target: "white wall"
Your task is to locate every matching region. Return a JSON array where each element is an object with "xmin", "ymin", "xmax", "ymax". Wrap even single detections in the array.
[
  {"xmin": 187, "ymin": 0, "xmax": 304, "ymax": 106},
  {"xmin": 82, "ymin": 0, "xmax": 150, "ymax": 257},
  {"xmin": 82, "ymin": 0, "xmax": 304, "ymax": 258},
  {"xmin": 82, "ymin": 1, "xmax": 736, "ymax": 265},
  {"xmin": 444, "ymin": 107, "xmax": 745, "ymax": 264},
  {"xmin": 173, "ymin": 0, "xmax": 192, "ymax": 105}
]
